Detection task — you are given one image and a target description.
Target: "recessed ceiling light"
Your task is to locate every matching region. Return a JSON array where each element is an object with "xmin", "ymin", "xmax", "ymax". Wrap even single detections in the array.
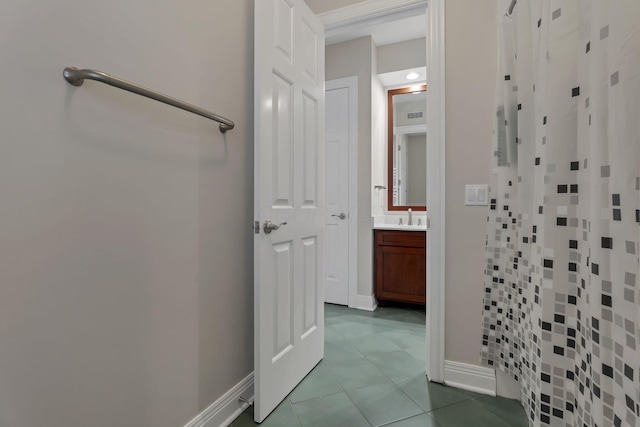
[{"xmin": 406, "ymin": 72, "xmax": 420, "ymax": 80}]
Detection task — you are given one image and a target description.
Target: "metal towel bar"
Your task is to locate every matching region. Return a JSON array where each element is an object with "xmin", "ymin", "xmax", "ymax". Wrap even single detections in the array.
[{"xmin": 63, "ymin": 67, "xmax": 234, "ymax": 133}]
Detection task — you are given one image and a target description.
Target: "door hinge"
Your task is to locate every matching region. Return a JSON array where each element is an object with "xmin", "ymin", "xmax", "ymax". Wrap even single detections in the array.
[{"xmin": 254, "ymin": 221, "xmax": 260, "ymax": 234}]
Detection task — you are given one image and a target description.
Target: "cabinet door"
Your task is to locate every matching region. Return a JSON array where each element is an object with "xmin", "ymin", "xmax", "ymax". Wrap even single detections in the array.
[{"xmin": 375, "ymin": 245, "xmax": 426, "ymax": 304}]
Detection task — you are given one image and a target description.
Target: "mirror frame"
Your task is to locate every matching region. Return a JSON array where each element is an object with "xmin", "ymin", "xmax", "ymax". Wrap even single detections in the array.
[{"xmin": 387, "ymin": 85, "xmax": 427, "ymax": 211}]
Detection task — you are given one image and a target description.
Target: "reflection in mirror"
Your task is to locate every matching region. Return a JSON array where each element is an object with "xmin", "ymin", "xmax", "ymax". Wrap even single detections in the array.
[{"xmin": 388, "ymin": 85, "xmax": 426, "ymax": 211}]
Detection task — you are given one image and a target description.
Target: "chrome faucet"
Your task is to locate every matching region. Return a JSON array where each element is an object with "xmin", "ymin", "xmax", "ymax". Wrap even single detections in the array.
[{"xmin": 408, "ymin": 208, "xmax": 412, "ymax": 226}]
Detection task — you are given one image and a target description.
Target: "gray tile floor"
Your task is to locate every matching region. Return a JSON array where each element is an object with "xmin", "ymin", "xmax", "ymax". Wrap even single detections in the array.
[{"xmin": 232, "ymin": 303, "xmax": 528, "ymax": 427}]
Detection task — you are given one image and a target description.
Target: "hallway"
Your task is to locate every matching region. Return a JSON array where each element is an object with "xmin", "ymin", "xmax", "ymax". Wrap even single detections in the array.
[{"xmin": 232, "ymin": 304, "xmax": 527, "ymax": 426}]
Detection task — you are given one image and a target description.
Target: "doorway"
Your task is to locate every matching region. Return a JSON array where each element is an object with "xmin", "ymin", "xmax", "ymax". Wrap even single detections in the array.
[
  {"xmin": 253, "ymin": 1, "xmax": 447, "ymax": 419},
  {"xmin": 314, "ymin": 0, "xmax": 446, "ymax": 383}
]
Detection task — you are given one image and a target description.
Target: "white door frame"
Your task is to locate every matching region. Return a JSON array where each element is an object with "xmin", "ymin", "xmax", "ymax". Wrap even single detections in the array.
[
  {"xmin": 325, "ymin": 76, "xmax": 359, "ymax": 308},
  {"xmin": 317, "ymin": 0, "xmax": 446, "ymax": 383},
  {"xmin": 424, "ymin": 0, "xmax": 446, "ymax": 384}
]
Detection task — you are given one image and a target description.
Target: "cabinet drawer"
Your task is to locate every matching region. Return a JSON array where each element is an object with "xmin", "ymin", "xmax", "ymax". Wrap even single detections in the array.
[{"xmin": 375, "ymin": 230, "xmax": 425, "ymax": 248}]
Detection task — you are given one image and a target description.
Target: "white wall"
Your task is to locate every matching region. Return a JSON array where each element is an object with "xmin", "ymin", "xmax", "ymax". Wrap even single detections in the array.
[
  {"xmin": 0, "ymin": 1, "xmax": 254, "ymax": 426},
  {"xmin": 371, "ymin": 72, "xmax": 387, "ymax": 217}
]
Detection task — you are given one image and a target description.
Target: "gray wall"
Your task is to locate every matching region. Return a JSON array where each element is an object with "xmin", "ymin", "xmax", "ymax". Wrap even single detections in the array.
[
  {"xmin": 0, "ymin": 1, "xmax": 254, "ymax": 426},
  {"xmin": 377, "ymin": 38, "xmax": 427, "ymax": 74},
  {"xmin": 444, "ymin": 0, "xmax": 497, "ymax": 366},
  {"xmin": 326, "ymin": 37, "xmax": 375, "ymax": 298}
]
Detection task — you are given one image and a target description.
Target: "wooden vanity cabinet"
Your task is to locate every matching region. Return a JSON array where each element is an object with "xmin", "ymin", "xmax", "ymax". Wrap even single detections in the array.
[{"xmin": 374, "ymin": 230, "xmax": 426, "ymax": 306}]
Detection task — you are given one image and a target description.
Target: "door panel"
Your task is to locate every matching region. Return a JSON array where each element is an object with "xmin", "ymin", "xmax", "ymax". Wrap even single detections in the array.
[
  {"xmin": 302, "ymin": 92, "xmax": 318, "ymax": 206},
  {"xmin": 272, "ymin": 73, "xmax": 294, "ymax": 207},
  {"xmin": 274, "ymin": 0, "xmax": 293, "ymax": 62},
  {"xmin": 302, "ymin": 236, "xmax": 318, "ymax": 336},
  {"xmin": 273, "ymin": 241, "xmax": 293, "ymax": 361},
  {"xmin": 254, "ymin": 0, "xmax": 325, "ymax": 422}
]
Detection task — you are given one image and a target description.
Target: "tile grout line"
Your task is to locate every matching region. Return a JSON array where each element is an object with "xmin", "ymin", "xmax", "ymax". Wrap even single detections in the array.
[
  {"xmin": 376, "ymin": 412, "xmax": 442, "ymax": 427},
  {"xmin": 468, "ymin": 395, "xmax": 528, "ymax": 427},
  {"xmin": 323, "ymin": 308, "xmax": 427, "ymax": 426},
  {"xmin": 342, "ymin": 386, "xmax": 375, "ymax": 427},
  {"xmin": 280, "ymin": 305, "xmax": 525, "ymax": 426},
  {"xmin": 338, "ymin": 314, "xmax": 427, "ymax": 426}
]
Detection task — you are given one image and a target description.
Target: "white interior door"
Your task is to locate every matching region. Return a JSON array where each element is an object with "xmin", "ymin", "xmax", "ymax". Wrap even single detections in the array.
[
  {"xmin": 324, "ymin": 81, "xmax": 350, "ymax": 305},
  {"xmin": 254, "ymin": 0, "xmax": 325, "ymax": 422}
]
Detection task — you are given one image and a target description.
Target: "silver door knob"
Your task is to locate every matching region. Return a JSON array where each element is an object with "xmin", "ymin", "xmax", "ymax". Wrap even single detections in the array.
[
  {"xmin": 263, "ymin": 220, "xmax": 287, "ymax": 234},
  {"xmin": 331, "ymin": 213, "xmax": 347, "ymax": 220}
]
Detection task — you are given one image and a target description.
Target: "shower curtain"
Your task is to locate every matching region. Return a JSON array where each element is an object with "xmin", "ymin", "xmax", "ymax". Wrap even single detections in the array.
[{"xmin": 480, "ymin": 1, "xmax": 640, "ymax": 426}]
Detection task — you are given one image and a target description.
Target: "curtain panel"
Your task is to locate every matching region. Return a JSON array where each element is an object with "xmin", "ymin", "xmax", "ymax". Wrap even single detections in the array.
[{"xmin": 480, "ymin": 1, "xmax": 640, "ymax": 426}]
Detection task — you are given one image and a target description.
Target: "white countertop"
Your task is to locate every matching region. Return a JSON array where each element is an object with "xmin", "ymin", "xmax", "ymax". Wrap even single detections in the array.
[{"xmin": 372, "ymin": 223, "xmax": 426, "ymax": 231}]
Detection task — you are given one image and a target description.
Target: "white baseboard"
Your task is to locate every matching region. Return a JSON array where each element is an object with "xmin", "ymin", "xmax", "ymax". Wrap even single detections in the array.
[
  {"xmin": 443, "ymin": 361, "xmax": 496, "ymax": 396},
  {"xmin": 350, "ymin": 294, "xmax": 378, "ymax": 311},
  {"xmin": 184, "ymin": 372, "xmax": 254, "ymax": 427}
]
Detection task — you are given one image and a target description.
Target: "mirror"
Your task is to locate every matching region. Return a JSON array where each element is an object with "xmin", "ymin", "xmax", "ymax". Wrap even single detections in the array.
[{"xmin": 388, "ymin": 85, "xmax": 427, "ymax": 211}]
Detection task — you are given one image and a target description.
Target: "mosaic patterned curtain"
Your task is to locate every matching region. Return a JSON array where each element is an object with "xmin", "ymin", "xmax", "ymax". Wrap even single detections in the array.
[{"xmin": 480, "ymin": 1, "xmax": 640, "ymax": 426}]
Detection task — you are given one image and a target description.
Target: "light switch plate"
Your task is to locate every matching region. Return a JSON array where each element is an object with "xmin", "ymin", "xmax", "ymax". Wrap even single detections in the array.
[{"xmin": 465, "ymin": 184, "xmax": 489, "ymax": 206}]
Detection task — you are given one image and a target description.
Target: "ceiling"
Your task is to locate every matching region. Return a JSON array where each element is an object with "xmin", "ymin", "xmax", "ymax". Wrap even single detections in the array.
[{"xmin": 378, "ymin": 66, "xmax": 426, "ymax": 87}]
